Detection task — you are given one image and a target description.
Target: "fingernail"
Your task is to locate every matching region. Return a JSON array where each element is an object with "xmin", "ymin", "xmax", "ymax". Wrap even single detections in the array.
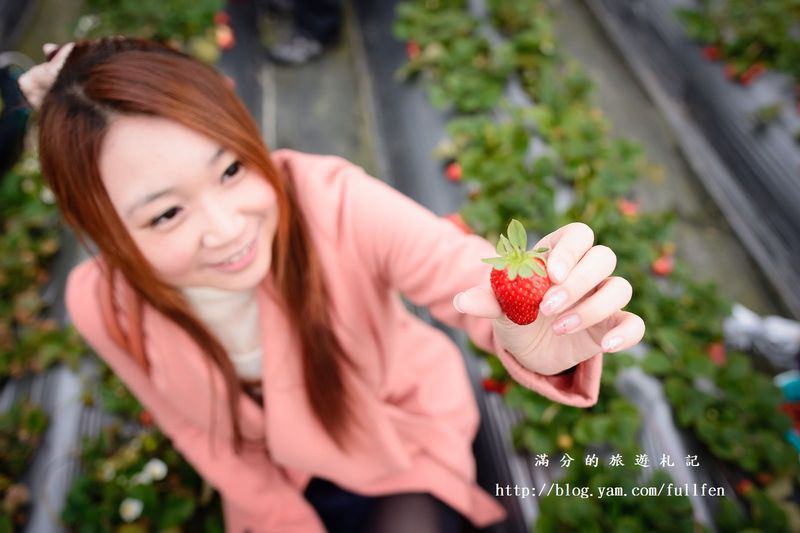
[
  {"xmin": 549, "ymin": 259, "xmax": 566, "ymax": 283},
  {"xmin": 602, "ymin": 336, "xmax": 622, "ymax": 352},
  {"xmin": 540, "ymin": 290, "xmax": 566, "ymax": 315},
  {"xmin": 453, "ymin": 293, "xmax": 464, "ymax": 313},
  {"xmin": 553, "ymin": 314, "xmax": 580, "ymax": 335}
]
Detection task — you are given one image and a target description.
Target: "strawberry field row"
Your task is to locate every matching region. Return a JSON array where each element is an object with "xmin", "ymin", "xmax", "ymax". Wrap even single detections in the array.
[{"xmin": 394, "ymin": 0, "xmax": 799, "ymax": 529}]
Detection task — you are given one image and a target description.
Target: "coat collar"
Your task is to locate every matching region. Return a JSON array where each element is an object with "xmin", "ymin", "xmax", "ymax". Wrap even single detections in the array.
[{"xmin": 140, "ymin": 271, "xmax": 413, "ymax": 484}]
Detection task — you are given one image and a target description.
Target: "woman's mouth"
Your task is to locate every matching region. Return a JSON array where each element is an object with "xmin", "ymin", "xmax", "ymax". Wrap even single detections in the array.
[{"xmin": 211, "ymin": 238, "xmax": 257, "ymax": 272}]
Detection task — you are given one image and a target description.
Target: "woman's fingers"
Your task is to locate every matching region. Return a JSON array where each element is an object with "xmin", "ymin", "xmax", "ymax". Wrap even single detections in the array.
[
  {"xmin": 539, "ymin": 244, "xmax": 617, "ymax": 317},
  {"xmin": 550, "ymin": 276, "xmax": 632, "ymax": 336},
  {"xmin": 18, "ymin": 42, "xmax": 75, "ymax": 110},
  {"xmin": 453, "ymin": 285, "xmax": 502, "ymax": 319},
  {"xmin": 42, "ymin": 43, "xmax": 58, "ymax": 56},
  {"xmin": 46, "ymin": 41, "xmax": 75, "ymax": 75},
  {"xmin": 533, "ymin": 222, "xmax": 594, "ymax": 284},
  {"xmin": 598, "ymin": 310, "xmax": 646, "ymax": 353}
]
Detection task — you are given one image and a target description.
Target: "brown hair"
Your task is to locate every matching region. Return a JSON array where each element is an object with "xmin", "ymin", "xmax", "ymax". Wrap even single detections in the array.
[{"xmin": 37, "ymin": 37, "xmax": 361, "ymax": 454}]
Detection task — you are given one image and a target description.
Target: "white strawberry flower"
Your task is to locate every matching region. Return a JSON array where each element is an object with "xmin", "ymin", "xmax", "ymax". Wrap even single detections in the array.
[
  {"xmin": 143, "ymin": 458, "xmax": 168, "ymax": 481},
  {"xmin": 130, "ymin": 470, "xmax": 152, "ymax": 485},
  {"xmin": 119, "ymin": 497, "xmax": 143, "ymax": 522}
]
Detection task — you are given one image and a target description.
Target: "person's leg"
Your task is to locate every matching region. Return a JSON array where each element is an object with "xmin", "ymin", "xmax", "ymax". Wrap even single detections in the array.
[
  {"xmin": 303, "ymin": 476, "xmax": 374, "ymax": 533},
  {"xmin": 266, "ymin": 0, "xmax": 342, "ymax": 65},
  {"xmin": 363, "ymin": 492, "xmax": 464, "ymax": 533},
  {"xmin": 293, "ymin": 0, "xmax": 342, "ymax": 46}
]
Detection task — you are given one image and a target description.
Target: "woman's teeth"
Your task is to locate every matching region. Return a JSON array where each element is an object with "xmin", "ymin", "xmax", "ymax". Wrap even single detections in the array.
[{"xmin": 219, "ymin": 241, "xmax": 252, "ymax": 264}]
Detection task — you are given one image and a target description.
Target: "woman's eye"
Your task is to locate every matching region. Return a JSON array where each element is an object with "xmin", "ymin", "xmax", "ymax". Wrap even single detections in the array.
[
  {"xmin": 222, "ymin": 160, "xmax": 242, "ymax": 181},
  {"xmin": 149, "ymin": 206, "xmax": 181, "ymax": 227}
]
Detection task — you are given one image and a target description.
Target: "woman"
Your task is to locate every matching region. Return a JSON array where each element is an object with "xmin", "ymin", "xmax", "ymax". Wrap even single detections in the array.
[{"xmin": 22, "ymin": 38, "xmax": 644, "ymax": 532}]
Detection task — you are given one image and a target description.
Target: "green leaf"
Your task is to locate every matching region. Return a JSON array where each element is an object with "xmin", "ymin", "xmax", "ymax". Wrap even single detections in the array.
[
  {"xmin": 507, "ymin": 219, "xmax": 526, "ymax": 249},
  {"xmin": 481, "ymin": 257, "xmax": 506, "ymax": 268}
]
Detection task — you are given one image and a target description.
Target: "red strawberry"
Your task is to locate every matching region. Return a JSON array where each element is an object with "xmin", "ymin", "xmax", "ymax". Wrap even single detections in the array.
[
  {"xmin": 214, "ymin": 11, "xmax": 230, "ymax": 26},
  {"xmin": 740, "ymin": 62, "xmax": 765, "ymax": 86},
  {"xmin": 651, "ymin": 254, "xmax": 674, "ymax": 277},
  {"xmin": 735, "ymin": 478, "xmax": 754, "ymax": 496},
  {"xmin": 139, "ymin": 410, "xmax": 154, "ymax": 427},
  {"xmin": 707, "ymin": 341, "xmax": 726, "ymax": 366},
  {"xmin": 444, "ymin": 213, "xmax": 472, "ymax": 235},
  {"xmin": 406, "ymin": 40, "xmax": 421, "ymax": 60},
  {"xmin": 756, "ymin": 472, "xmax": 773, "ymax": 486},
  {"xmin": 702, "ymin": 45, "xmax": 722, "ymax": 61},
  {"xmin": 481, "ymin": 377, "xmax": 509, "ymax": 395},
  {"xmin": 617, "ymin": 198, "xmax": 639, "ymax": 218},
  {"xmin": 445, "ymin": 161, "xmax": 462, "ymax": 181},
  {"xmin": 215, "ymin": 24, "xmax": 236, "ymax": 50},
  {"xmin": 482, "ymin": 219, "xmax": 551, "ymax": 325},
  {"xmin": 723, "ymin": 63, "xmax": 738, "ymax": 81}
]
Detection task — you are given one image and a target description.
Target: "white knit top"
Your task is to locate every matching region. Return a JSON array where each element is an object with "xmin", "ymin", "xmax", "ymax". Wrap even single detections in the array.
[{"xmin": 180, "ymin": 285, "xmax": 263, "ymax": 383}]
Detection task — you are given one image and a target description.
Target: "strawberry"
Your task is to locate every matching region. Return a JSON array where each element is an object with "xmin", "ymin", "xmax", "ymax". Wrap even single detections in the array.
[
  {"xmin": 702, "ymin": 45, "xmax": 722, "ymax": 61},
  {"xmin": 214, "ymin": 11, "xmax": 230, "ymax": 26},
  {"xmin": 481, "ymin": 219, "xmax": 551, "ymax": 325},
  {"xmin": 651, "ymin": 254, "xmax": 674, "ymax": 277},
  {"xmin": 445, "ymin": 161, "xmax": 462, "ymax": 182},
  {"xmin": 740, "ymin": 62, "xmax": 766, "ymax": 86},
  {"xmin": 617, "ymin": 198, "xmax": 639, "ymax": 218},
  {"xmin": 406, "ymin": 40, "xmax": 421, "ymax": 60},
  {"xmin": 735, "ymin": 478, "xmax": 754, "ymax": 496},
  {"xmin": 707, "ymin": 341, "xmax": 726, "ymax": 366},
  {"xmin": 756, "ymin": 472, "xmax": 773, "ymax": 486},
  {"xmin": 215, "ymin": 24, "xmax": 236, "ymax": 50},
  {"xmin": 723, "ymin": 63, "xmax": 738, "ymax": 81},
  {"xmin": 481, "ymin": 377, "xmax": 509, "ymax": 395},
  {"xmin": 139, "ymin": 410, "xmax": 154, "ymax": 427}
]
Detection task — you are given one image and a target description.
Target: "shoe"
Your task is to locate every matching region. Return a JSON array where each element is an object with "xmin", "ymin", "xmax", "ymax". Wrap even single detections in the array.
[{"xmin": 266, "ymin": 33, "xmax": 325, "ymax": 65}]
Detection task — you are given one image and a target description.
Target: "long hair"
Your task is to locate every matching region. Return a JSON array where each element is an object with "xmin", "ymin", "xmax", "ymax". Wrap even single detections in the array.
[{"xmin": 37, "ymin": 37, "xmax": 361, "ymax": 454}]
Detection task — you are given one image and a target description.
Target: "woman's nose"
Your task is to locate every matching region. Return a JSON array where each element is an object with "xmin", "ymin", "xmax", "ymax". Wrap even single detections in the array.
[{"xmin": 200, "ymin": 196, "xmax": 246, "ymax": 248}]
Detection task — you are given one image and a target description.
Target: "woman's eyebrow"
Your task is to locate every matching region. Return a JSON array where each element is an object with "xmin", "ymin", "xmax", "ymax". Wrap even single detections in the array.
[{"xmin": 125, "ymin": 146, "xmax": 226, "ymax": 218}]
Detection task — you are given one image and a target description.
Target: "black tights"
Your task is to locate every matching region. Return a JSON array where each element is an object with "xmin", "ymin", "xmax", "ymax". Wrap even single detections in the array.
[{"xmin": 303, "ymin": 476, "xmax": 463, "ymax": 533}]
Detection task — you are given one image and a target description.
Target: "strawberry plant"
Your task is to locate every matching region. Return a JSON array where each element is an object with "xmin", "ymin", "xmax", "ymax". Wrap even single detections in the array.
[
  {"xmin": 0, "ymin": 399, "xmax": 49, "ymax": 531},
  {"xmin": 397, "ymin": 0, "xmax": 800, "ymax": 528},
  {"xmin": 61, "ymin": 424, "xmax": 223, "ymax": 532},
  {"xmin": 677, "ymin": 0, "xmax": 800, "ymax": 88},
  {"xmin": 394, "ymin": 3, "xmax": 514, "ymax": 112},
  {"xmin": 0, "ymin": 152, "xmax": 84, "ymax": 386},
  {"xmin": 74, "ymin": 0, "xmax": 227, "ymax": 64}
]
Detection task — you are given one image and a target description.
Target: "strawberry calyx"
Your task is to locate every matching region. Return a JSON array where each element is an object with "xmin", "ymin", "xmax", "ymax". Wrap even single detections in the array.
[{"xmin": 481, "ymin": 219, "xmax": 548, "ymax": 279}]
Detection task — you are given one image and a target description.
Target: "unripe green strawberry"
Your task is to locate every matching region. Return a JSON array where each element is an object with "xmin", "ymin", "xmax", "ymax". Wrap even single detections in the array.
[{"xmin": 482, "ymin": 219, "xmax": 551, "ymax": 325}]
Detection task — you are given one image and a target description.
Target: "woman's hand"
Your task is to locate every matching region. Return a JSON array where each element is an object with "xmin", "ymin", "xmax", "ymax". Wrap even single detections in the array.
[
  {"xmin": 17, "ymin": 42, "xmax": 74, "ymax": 110},
  {"xmin": 453, "ymin": 222, "xmax": 645, "ymax": 376}
]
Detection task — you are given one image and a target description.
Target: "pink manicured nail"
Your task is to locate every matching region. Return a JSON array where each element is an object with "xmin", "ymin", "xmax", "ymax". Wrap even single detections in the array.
[
  {"xmin": 549, "ymin": 259, "xmax": 567, "ymax": 282},
  {"xmin": 553, "ymin": 314, "xmax": 580, "ymax": 334},
  {"xmin": 453, "ymin": 293, "xmax": 464, "ymax": 313},
  {"xmin": 540, "ymin": 290, "xmax": 566, "ymax": 315},
  {"xmin": 602, "ymin": 336, "xmax": 622, "ymax": 352}
]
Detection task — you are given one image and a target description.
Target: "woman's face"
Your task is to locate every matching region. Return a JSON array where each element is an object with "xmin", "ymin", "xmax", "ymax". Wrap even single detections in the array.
[{"xmin": 99, "ymin": 115, "xmax": 278, "ymax": 291}]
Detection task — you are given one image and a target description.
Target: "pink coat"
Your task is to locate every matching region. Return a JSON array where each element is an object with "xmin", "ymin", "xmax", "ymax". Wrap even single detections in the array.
[{"xmin": 65, "ymin": 148, "xmax": 603, "ymax": 532}]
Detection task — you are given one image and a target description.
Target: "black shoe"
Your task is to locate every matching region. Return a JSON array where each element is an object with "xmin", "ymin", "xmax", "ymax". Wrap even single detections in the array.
[{"xmin": 266, "ymin": 32, "xmax": 325, "ymax": 65}]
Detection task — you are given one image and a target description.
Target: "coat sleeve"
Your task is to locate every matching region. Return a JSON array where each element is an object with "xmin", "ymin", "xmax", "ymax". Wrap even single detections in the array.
[
  {"xmin": 64, "ymin": 260, "xmax": 326, "ymax": 533},
  {"xmin": 335, "ymin": 161, "xmax": 602, "ymax": 407}
]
